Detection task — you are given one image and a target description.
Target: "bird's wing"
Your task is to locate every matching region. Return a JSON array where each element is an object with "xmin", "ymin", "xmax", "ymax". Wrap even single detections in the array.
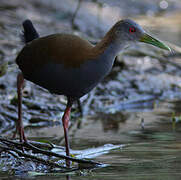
[{"xmin": 16, "ymin": 34, "xmax": 96, "ymax": 75}]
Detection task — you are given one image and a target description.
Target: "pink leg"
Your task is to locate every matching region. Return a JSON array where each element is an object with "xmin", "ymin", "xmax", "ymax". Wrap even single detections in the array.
[
  {"xmin": 62, "ymin": 98, "xmax": 73, "ymax": 167},
  {"xmin": 13, "ymin": 73, "xmax": 27, "ymax": 142}
]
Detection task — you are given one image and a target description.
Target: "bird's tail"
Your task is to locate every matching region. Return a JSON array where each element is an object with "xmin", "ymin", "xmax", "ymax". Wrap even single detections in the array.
[{"xmin": 21, "ymin": 19, "xmax": 39, "ymax": 44}]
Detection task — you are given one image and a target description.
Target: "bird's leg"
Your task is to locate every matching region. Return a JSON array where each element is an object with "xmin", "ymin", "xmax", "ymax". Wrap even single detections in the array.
[
  {"xmin": 77, "ymin": 99, "xmax": 83, "ymax": 116},
  {"xmin": 62, "ymin": 97, "xmax": 73, "ymax": 167},
  {"xmin": 13, "ymin": 73, "xmax": 27, "ymax": 142}
]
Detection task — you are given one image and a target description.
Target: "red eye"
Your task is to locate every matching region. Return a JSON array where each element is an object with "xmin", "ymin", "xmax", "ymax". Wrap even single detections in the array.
[{"xmin": 129, "ymin": 27, "xmax": 136, "ymax": 33}]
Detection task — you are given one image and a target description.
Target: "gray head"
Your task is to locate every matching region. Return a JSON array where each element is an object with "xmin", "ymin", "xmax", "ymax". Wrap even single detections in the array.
[{"xmin": 107, "ymin": 19, "xmax": 170, "ymax": 51}]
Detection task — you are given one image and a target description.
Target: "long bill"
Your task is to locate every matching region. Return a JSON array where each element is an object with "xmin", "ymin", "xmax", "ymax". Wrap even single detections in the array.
[{"xmin": 139, "ymin": 33, "xmax": 171, "ymax": 51}]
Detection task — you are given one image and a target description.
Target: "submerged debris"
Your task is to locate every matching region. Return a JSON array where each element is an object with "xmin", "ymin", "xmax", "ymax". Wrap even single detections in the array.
[{"xmin": 0, "ymin": 137, "xmax": 122, "ymax": 175}]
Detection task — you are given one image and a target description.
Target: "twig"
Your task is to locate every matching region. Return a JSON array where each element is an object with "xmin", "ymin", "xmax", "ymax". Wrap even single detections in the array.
[
  {"xmin": 0, "ymin": 137, "xmax": 102, "ymax": 167},
  {"xmin": 149, "ymin": 53, "xmax": 181, "ymax": 70},
  {"xmin": 71, "ymin": 0, "xmax": 82, "ymax": 29},
  {"xmin": 123, "ymin": 49, "xmax": 181, "ymax": 70},
  {"xmin": 24, "ymin": 142, "xmax": 101, "ymax": 166},
  {"xmin": 0, "ymin": 144, "xmax": 69, "ymax": 170},
  {"xmin": 83, "ymin": 89, "xmax": 96, "ymax": 116},
  {"xmin": 165, "ymin": 52, "xmax": 181, "ymax": 58},
  {"xmin": 0, "ymin": 137, "xmax": 53, "ymax": 149}
]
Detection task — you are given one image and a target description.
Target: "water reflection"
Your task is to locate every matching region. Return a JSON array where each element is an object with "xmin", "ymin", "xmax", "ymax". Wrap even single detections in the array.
[{"xmin": 99, "ymin": 112, "xmax": 127, "ymax": 132}]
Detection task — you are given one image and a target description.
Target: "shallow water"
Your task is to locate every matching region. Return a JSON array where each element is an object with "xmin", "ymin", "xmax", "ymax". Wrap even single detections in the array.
[{"xmin": 14, "ymin": 100, "xmax": 180, "ymax": 180}]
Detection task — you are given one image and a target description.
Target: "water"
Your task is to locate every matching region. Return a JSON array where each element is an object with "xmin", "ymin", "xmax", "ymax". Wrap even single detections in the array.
[{"xmin": 11, "ymin": 100, "xmax": 178, "ymax": 180}]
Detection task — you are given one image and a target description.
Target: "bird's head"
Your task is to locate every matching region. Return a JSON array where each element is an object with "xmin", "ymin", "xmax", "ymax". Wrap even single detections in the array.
[{"xmin": 111, "ymin": 19, "xmax": 170, "ymax": 51}]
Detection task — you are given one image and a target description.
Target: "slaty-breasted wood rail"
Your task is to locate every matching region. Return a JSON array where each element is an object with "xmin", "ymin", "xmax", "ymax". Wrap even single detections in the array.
[{"xmin": 15, "ymin": 19, "xmax": 170, "ymax": 166}]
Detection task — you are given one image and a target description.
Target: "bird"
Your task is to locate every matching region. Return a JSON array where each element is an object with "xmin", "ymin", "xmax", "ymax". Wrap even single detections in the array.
[
  {"xmin": 15, "ymin": 19, "xmax": 170, "ymax": 166},
  {"xmin": 20, "ymin": 19, "xmax": 83, "ymax": 114}
]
